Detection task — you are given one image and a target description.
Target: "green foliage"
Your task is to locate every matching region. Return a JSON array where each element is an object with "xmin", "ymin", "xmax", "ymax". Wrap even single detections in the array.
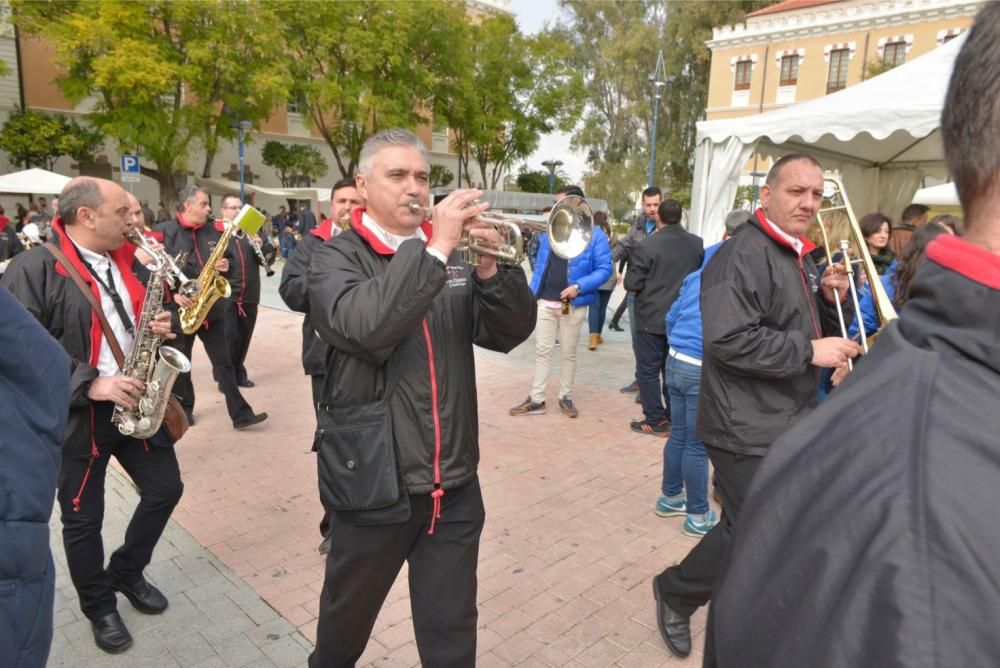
[
  {"xmin": 515, "ymin": 167, "xmax": 566, "ymax": 194},
  {"xmin": 274, "ymin": 0, "xmax": 469, "ymax": 178},
  {"xmin": 733, "ymin": 184, "xmax": 757, "ymax": 210},
  {"xmin": 438, "ymin": 15, "xmax": 583, "ymax": 189},
  {"xmin": 13, "ymin": 0, "xmax": 291, "ymax": 210},
  {"xmin": 261, "ymin": 140, "xmax": 328, "ymax": 187},
  {"xmin": 864, "ymin": 56, "xmax": 899, "ymax": 79},
  {"xmin": 429, "ymin": 164, "xmax": 454, "ymax": 188},
  {"xmin": 553, "ymin": 0, "xmax": 767, "ymax": 196},
  {"xmin": 0, "ymin": 108, "xmax": 103, "ymax": 170}
]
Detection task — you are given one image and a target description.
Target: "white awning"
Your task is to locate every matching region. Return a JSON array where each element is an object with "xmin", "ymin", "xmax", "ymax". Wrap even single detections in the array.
[
  {"xmin": 195, "ymin": 177, "xmax": 330, "ymax": 202},
  {"xmin": 912, "ymin": 181, "xmax": 958, "ymax": 207},
  {"xmin": 0, "ymin": 168, "xmax": 73, "ymax": 195}
]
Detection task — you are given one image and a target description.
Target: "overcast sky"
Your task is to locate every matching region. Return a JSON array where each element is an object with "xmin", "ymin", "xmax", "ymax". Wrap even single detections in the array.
[{"xmin": 505, "ymin": 0, "xmax": 590, "ymax": 184}]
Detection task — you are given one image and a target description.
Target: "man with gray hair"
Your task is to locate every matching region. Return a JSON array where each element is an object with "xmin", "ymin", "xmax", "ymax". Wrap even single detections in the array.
[
  {"xmin": 307, "ymin": 128, "xmax": 535, "ymax": 665},
  {"xmin": 155, "ymin": 185, "xmax": 267, "ymax": 430}
]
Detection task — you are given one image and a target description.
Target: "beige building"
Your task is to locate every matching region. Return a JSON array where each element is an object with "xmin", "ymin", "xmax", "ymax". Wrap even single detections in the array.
[
  {"xmin": 705, "ymin": 0, "xmax": 980, "ymax": 181},
  {"xmin": 0, "ymin": 0, "xmax": 514, "ymax": 213}
]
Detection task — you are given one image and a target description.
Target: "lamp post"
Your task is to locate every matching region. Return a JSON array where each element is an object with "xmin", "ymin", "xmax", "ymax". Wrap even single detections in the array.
[
  {"xmin": 541, "ymin": 159, "xmax": 563, "ymax": 194},
  {"xmin": 234, "ymin": 120, "xmax": 252, "ymax": 203},
  {"xmin": 647, "ymin": 50, "xmax": 668, "ymax": 188}
]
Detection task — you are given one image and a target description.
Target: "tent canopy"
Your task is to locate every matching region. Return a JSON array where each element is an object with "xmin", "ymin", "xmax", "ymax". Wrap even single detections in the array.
[
  {"xmin": 912, "ymin": 181, "xmax": 958, "ymax": 207},
  {"xmin": 690, "ymin": 33, "xmax": 965, "ymax": 243},
  {"xmin": 0, "ymin": 168, "xmax": 72, "ymax": 195},
  {"xmin": 195, "ymin": 176, "xmax": 329, "ymax": 202}
]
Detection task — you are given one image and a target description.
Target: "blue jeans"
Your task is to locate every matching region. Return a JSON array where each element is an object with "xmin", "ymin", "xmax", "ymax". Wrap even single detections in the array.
[
  {"xmin": 588, "ymin": 289, "xmax": 613, "ymax": 334},
  {"xmin": 662, "ymin": 355, "xmax": 709, "ymax": 515}
]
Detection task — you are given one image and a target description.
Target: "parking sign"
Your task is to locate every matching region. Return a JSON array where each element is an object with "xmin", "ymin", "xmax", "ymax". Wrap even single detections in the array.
[{"xmin": 121, "ymin": 154, "xmax": 140, "ymax": 183}]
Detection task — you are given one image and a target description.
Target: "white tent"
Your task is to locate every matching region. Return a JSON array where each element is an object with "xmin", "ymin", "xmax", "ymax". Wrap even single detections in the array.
[
  {"xmin": 690, "ymin": 33, "xmax": 966, "ymax": 243},
  {"xmin": 195, "ymin": 176, "xmax": 329, "ymax": 202},
  {"xmin": 0, "ymin": 167, "xmax": 72, "ymax": 195},
  {"xmin": 912, "ymin": 181, "xmax": 958, "ymax": 207}
]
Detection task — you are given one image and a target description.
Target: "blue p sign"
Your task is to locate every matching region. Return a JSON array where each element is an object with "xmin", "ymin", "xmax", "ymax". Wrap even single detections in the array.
[{"xmin": 120, "ymin": 154, "xmax": 140, "ymax": 182}]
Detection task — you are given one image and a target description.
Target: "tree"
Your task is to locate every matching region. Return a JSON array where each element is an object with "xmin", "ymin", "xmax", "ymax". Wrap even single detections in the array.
[
  {"xmin": 864, "ymin": 56, "xmax": 900, "ymax": 79},
  {"xmin": 440, "ymin": 16, "xmax": 583, "ymax": 189},
  {"xmin": 261, "ymin": 140, "xmax": 328, "ymax": 187},
  {"xmin": 275, "ymin": 1, "xmax": 469, "ymax": 178},
  {"xmin": 0, "ymin": 109, "xmax": 103, "ymax": 170},
  {"xmin": 13, "ymin": 1, "xmax": 291, "ymax": 211},
  {"xmin": 429, "ymin": 164, "xmax": 454, "ymax": 188},
  {"xmin": 552, "ymin": 0, "xmax": 766, "ymax": 198}
]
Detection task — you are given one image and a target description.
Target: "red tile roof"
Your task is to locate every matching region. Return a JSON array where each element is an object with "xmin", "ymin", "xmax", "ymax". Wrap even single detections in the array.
[{"xmin": 748, "ymin": 0, "xmax": 843, "ymax": 18}]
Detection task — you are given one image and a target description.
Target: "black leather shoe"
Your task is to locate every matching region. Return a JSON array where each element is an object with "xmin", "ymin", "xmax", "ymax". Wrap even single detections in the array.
[
  {"xmin": 233, "ymin": 411, "xmax": 268, "ymax": 430},
  {"xmin": 91, "ymin": 611, "xmax": 133, "ymax": 653},
  {"xmin": 113, "ymin": 576, "xmax": 169, "ymax": 614},
  {"xmin": 238, "ymin": 379, "xmax": 255, "ymax": 388},
  {"xmin": 653, "ymin": 579, "xmax": 691, "ymax": 657},
  {"xmin": 608, "ymin": 321, "xmax": 624, "ymax": 331}
]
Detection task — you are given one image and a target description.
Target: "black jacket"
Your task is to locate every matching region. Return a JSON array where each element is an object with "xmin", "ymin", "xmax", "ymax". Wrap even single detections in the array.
[
  {"xmin": 697, "ymin": 213, "xmax": 850, "ymax": 455},
  {"xmin": 1, "ymin": 220, "xmax": 149, "ymax": 459},
  {"xmin": 216, "ymin": 221, "xmax": 273, "ymax": 307},
  {"xmin": 279, "ymin": 224, "xmax": 333, "ymax": 376},
  {"xmin": 308, "ymin": 212, "xmax": 536, "ymax": 495},
  {"xmin": 0, "ymin": 220, "xmax": 24, "ymax": 263},
  {"xmin": 623, "ymin": 224, "xmax": 703, "ymax": 335},
  {"xmin": 708, "ymin": 235, "xmax": 1000, "ymax": 668},
  {"xmin": 155, "ymin": 215, "xmax": 234, "ymax": 322}
]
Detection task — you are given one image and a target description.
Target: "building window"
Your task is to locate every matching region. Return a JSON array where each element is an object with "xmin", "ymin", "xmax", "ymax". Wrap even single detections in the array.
[
  {"xmin": 287, "ymin": 93, "xmax": 306, "ymax": 115},
  {"xmin": 883, "ymin": 41, "xmax": 907, "ymax": 67},
  {"xmin": 734, "ymin": 60, "xmax": 752, "ymax": 91},
  {"xmin": 827, "ymin": 49, "xmax": 849, "ymax": 93},
  {"xmin": 779, "ymin": 55, "xmax": 800, "ymax": 86}
]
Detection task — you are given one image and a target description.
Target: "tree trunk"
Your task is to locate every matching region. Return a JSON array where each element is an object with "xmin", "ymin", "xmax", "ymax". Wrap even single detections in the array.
[{"xmin": 158, "ymin": 169, "xmax": 180, "ymax": 215}]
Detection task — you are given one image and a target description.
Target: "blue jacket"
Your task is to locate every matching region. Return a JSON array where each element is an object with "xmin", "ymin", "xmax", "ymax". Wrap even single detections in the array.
[
  {"xmin": 529, "ymin": 227, "xmax": 613, "ymax": 307},
  {"xmin": 0, "ymin": 284, "xmax": 70, "ymax": 667},
  {"xmin": 848, "ymin": 262, "xmax": 897, "ymax": 340},
  {"xmin": 665, "ymin": 242, "xmax": 723, "ymax": 360}
]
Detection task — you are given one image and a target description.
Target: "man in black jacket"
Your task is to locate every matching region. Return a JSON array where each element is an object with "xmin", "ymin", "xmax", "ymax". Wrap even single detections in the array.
[
  {"xmin": 279, "ymin": 176, "xmax": 363, "ymax": 555},
  {"xmin": 215, "ymin": 193, "xmax": 274, "ymax": 389},
  {"xmin": 652, "ymin": 154, "xmax": 861, "ymax": 658},
  {"xmin": 307, "ymin": 129, "xmax": 536, "ymax": 666},
  {"xmin": 2, "ymin": 177, "xmax": 185, "ymax": 654},
  {"xmin": 624, "ymin": 199, "xmax": 703, "ymax": 435},
  {"xmin": 707, "ymin": 8, "xmax": 1000, "ymax": 666},
  {"xmin": 155, "ymin": 186, "xmax": 266, "ymax": 430}
]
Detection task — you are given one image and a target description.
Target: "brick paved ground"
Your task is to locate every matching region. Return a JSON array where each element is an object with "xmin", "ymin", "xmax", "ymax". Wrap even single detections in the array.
[{"xmin": 49, "ymin": 269, "xmax": 715, "ymax": 666}]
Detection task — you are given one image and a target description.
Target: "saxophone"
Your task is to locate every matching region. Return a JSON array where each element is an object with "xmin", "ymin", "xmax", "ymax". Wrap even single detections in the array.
[
  {"xmin": 178, "ymin": 222, "xmax": 235, "ymax": 334},
  {"xmin": 113, "ymin": 230, "xmax": 193, "ymax": 438},
  {"xmin": 179, "ymin": 204, "xmax": 266, "ymax": 334}
]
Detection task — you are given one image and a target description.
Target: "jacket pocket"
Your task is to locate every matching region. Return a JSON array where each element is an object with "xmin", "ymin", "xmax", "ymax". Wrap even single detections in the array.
[{"xmin": 314, "ymin": 399, "xmax": 400, "ymax": 511}]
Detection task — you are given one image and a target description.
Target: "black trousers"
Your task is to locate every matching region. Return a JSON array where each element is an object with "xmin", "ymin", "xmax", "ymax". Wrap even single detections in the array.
[
  {"xmin": 310, "ymin": 477, "xmax": 485, "ymax": 668},
  {"xmin": 655, "ymin": 445, "xmax": 761, "ymax": 617},
  {"xmin": 57, "ymin": 402, "xmax": 184, "ymax": 621},
  {"xmin": 310, "ymin": 373, "xmax": 333, "ymax": 539},
  {"xmin": 634, "ymin": 330, "xmax": 671, "ymax": 423},
  {"xmin": 226, "ymin": 301, "xmax": 258, "ymax": 384},
  {"xmin": 175, "ymin": 311, "xmax": 252, "ymax": 421}
]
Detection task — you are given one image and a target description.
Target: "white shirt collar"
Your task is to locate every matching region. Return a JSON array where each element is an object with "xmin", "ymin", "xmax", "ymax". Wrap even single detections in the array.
[
  {"xmin": 65, "ymin": 230, "xmax": 111, "ymax": 269},
  {"xmin": 361, "ymin": 212, "xmax": 426, "ymax": 250},
  {"xmin": 762, "ymin": 216, "xmax": 803, "ymax": 255}
]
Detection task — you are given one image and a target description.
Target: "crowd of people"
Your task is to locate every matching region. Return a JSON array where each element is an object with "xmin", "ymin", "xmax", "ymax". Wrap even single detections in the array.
[{"xmin": 1, "ymin": 5, "xmax": 999, "ymax": 666}]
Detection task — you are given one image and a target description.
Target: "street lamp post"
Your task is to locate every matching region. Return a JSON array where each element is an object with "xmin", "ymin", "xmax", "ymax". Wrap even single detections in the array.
[
  {"xmin": 749, "ymin": 171, "xmax": 767, "ymax": 210},
  {"xmin": 647, "ymin": 50, "xmax": 670, "ymax": 189},
  {"xmin": 235, "ymin": 120, "xmax": 252, "ymax": 203},
  {"xmin": 541, "ymin": 159, "xmax": 563, "ymax": 194}
]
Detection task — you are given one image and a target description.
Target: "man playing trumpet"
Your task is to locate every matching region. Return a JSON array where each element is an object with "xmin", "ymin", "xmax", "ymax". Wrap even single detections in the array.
[{"xmin": 307, "ymin": 129, "xmax": 535, "ymax": 666}]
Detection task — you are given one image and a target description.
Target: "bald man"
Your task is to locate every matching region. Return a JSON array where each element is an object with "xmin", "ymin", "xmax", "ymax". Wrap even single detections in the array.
[{"xmin": 2, "ymin": 177, "xmax": 185, "ymax": 655}]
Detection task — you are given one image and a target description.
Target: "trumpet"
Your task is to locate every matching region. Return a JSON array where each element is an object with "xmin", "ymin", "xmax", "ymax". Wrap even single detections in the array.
[{"xmin": 408, "ymin": 195, "xmax": 593, "ymax": 266}]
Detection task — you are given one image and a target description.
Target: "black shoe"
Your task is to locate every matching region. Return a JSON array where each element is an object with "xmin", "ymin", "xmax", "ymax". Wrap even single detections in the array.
[
  {"xmin": 318, "ymin": 533, "xmax": 332, "ymax": 555},
  {"xmin": 233, "ymin": 411, "xmax": 268, "ymax": 430},
  {"xmin": 238, "ymin": 379, "xmax": 255, "ymax": 388},
  {"xmin": 113, "ymin": 576, "xmax": 169, "ymax": 614},
  {"xmin": 608, "ymin": 321, "xmax": 624, "ymax": 332},
  {"xmin": 184, "ymin": 411, "xmax": 195, "ymax": 426},
  {"xmin": 652, "ymin": 579, "xmax": 691, "ymax": 657},
  {"xmin": 91, "ymin": 611, "xmax": 133, "ymax": 653},
  {"xmin": 620, "ymin": 381, "xmax": 639, "ymax": 394}
]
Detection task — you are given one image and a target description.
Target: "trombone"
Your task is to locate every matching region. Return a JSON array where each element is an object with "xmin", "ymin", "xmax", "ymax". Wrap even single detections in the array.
[
  {"xmin": 814, "ymin": 176, "xmax": 898, "ymax": 364},
  {"xmin": 409, "ymin": 194, "xmax": 593, "ymax": 266}
]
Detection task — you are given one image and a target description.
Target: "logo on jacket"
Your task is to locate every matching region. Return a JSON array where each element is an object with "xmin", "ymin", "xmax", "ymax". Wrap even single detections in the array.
[
  {"xmin": 445, "ymin": 265, "xmax": 467, "ymax": 290},
  {"xmin": 807, "ymin": 272, "xmax": 819, "ymax": 293}
]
